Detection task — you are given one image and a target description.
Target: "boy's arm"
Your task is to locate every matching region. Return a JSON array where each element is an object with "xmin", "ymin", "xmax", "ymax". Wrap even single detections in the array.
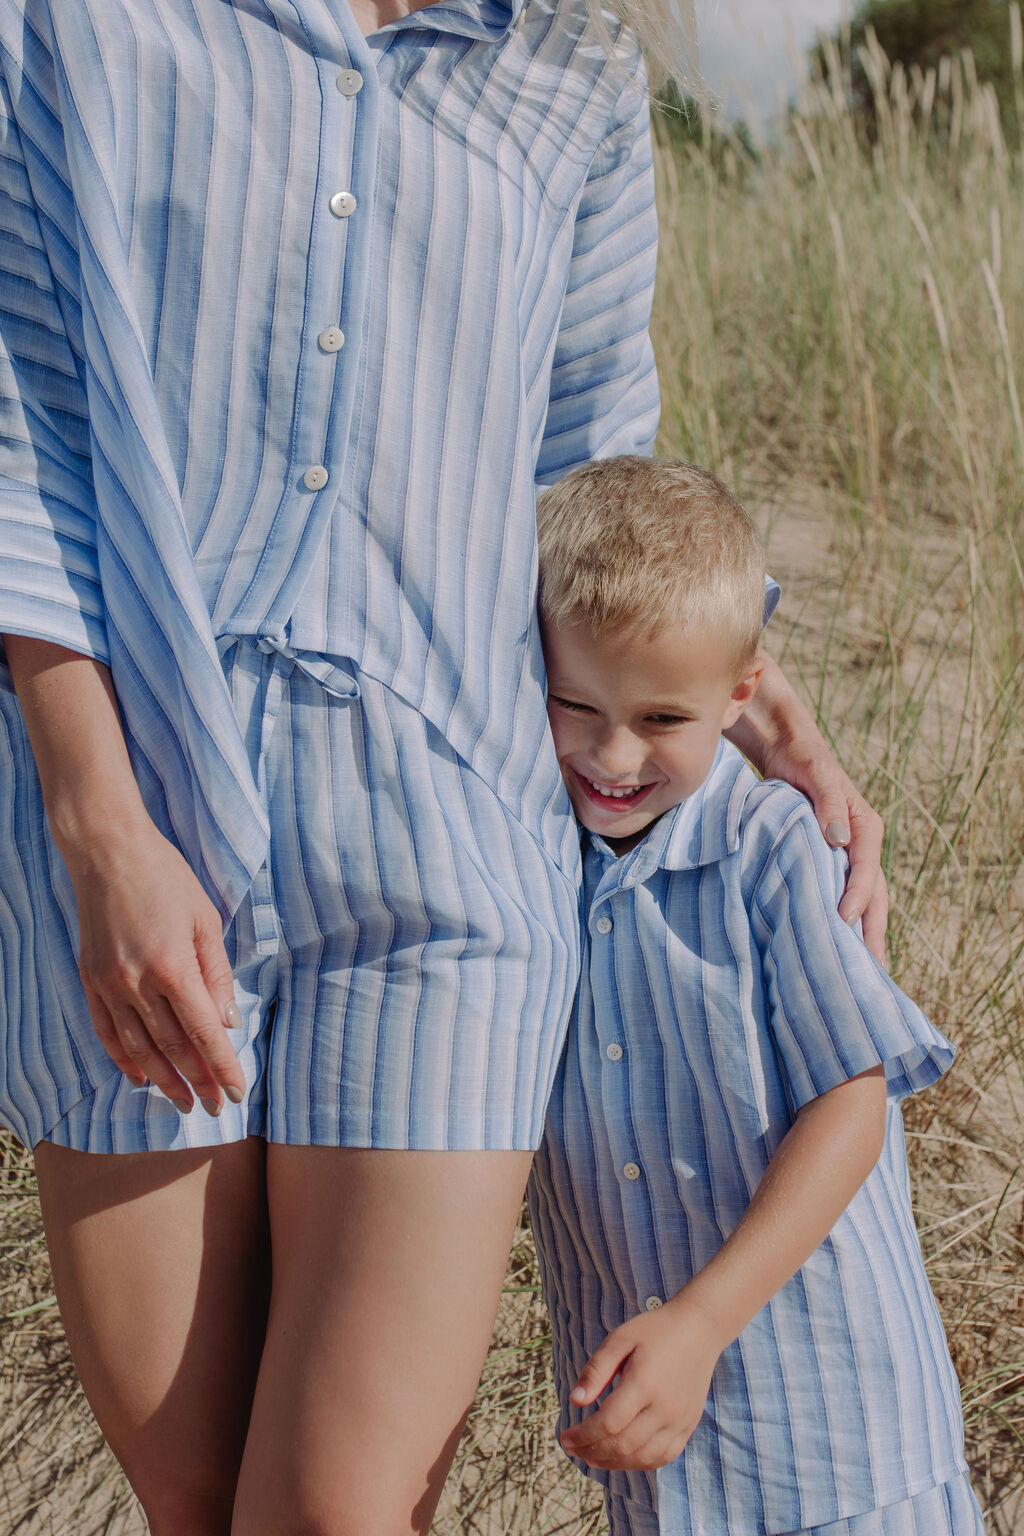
[{"xmin": 560, "ymin": 1064, "xmax": 887, "ymax": 1473}]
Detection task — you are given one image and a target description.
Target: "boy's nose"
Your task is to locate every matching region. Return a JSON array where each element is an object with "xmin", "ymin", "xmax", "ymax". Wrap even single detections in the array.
[{"xmin": 594, "ymin": 726, "xmax": 645, "ymax": 779}]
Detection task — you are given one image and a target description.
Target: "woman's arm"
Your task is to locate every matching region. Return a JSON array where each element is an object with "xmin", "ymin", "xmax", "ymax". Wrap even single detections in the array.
[
  {"xmin": 4, "ymin": 635, "xmax": 244, "ymax": 1114},
  {"xmin": 725, "ymin": 651, "xmax": 889, "ymax": 958},
  {"xmin": 560, "ymin": 1065, "xmax": 887, "ymax": 1472}
]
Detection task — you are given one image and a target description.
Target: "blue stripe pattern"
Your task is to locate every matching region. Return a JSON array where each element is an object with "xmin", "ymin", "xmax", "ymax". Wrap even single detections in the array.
[
  {"xmin": 604, "ymin": 1471, "xmax": 985, "ymax": 1536},
  {"xmin": 529, "ymin": 742, "xmax": 972, "ymax": 1535},
  {"xmin": 0, "ymin": 0, "xmax": 658, "ymax": 921},
  {"xmin": 35, "ymin": 640, "xmax": 579, "ymax": 1151}
]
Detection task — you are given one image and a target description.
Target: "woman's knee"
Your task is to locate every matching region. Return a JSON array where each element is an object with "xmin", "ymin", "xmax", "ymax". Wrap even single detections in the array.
[{"xmin": 135, "ymin": 1475, "xmax": 236, "ymax": 1536}]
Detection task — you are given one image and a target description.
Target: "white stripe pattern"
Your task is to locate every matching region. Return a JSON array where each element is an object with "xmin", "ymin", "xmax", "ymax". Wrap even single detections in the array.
[
  {"xmin": 14, "ymin": 640, "xmax": 581, "ymax": 1148},
  {"xmin": 529, "ymin": 742, "xmax": 972, "ymax": 1535},
  {"xmin": 0, "ymin": 0, "xmax": 658, "ymax": 921}
]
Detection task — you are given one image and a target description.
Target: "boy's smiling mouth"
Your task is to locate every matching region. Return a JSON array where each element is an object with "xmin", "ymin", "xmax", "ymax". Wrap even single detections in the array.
[{"xmin": 573, "ymin": 771, "xmax": 658, "ymax": 813}]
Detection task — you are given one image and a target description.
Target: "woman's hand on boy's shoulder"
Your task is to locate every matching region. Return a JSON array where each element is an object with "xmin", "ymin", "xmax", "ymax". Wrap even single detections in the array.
[
  {"xmin": 724, "ymin": 651, "xmax": 889, "ymax": 962},
  {"xmin": 559, "ymin": 1295, "xmax": 723, "ymax": 1472}
]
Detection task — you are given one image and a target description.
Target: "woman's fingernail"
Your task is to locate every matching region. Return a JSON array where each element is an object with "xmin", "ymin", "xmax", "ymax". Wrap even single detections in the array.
[
  {"xmin": 225, "ymin": 1084, "xmax": 245, "ymax": 1104},
  {"xmin": 846, "ymin": 911, "xmax": 860, "ymax": 926},
  {"xmin": 172, "ymin": 1097, "xmax": 193, "ymax": 1114},
  {"xmin": 200, "ymin": 1096, "xmax": 223, "ymax": 1117},
  {"xmin": 571, "ymin": 1387, "xmax": 586, "ymax": 1403},
  {"xmin": 825, "ymin": 820, "xmax": 848, "ymax": 845},
  {"xmin": 224, "ymin": 1001, "xmax": 243, "ymax": 1029}
]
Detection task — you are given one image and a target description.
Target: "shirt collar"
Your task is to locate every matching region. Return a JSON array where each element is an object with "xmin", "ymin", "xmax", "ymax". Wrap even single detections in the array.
[
  {"xmin": 588, "ymin": 740, "xmax": 751, "ymax": 877},
  {"xmin": 658, "ymin": 741, "xmax": 750, "ymax": 870},
  {"xmin": 374, "ymin": 0, "xmax": 525, "ymax": 42}
]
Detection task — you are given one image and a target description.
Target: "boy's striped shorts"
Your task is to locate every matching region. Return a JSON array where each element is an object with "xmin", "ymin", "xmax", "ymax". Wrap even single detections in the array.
[
  {"xmin": 604, "ymin": 1472, "xmax": 986, "ymax": 1536},
  {"xmin": 1, "ymin": 638, "xmax": 580, "ymax": 1152}
]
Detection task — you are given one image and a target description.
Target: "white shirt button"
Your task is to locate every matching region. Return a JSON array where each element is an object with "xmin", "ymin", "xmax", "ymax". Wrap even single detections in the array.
[
  {"xmin": 606, "ymin": 1042, "xmax": 623, "ymax": 1062},
  {"xmin": 318, "ymin": 326, "xmax": 345, "ymax": 352},
  {"xmin": 595, "ymin": 915, "xmax": 613, "ymax": 935},
  {"xmin": 336, "ymin": 69, "xmax": 363, "ymax": 95},
  {"xmin": 623, "ymin": 1162, "xmax": 641, "ymax": 1182},
  {"xmin": 644, "ymin": 1295, "xmax": 663, "ymax": 1311},
  {"xmin": 329, "ymin": 191, "xmax": 357, "ymax": 218},
  {"xmin": 303, "ymin": 465, "xmax": 329, "ymax": 491}
]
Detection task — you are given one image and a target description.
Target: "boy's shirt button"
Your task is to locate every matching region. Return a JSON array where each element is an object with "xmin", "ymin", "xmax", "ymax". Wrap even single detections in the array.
[
  {"xmin": 606, "ymin": 1042, "xmax": 623, "ymax": 1061},
  {"xmin": 595, "ymin": 914, "xmax": 613, "ymax": 934},
  {"xmin": 644, "ymin": 1295, "xmax": 663, "ymax": 1311},
  {"xmin": 336, "ymin": 69, "xmax": 363, "ymax": 95},
  {"xmin": 623, "ymin": 1161, "xmax": 641, "ymax": 1181},
  {"xmin": 329, "ymin": 190, "xmax": 357, "ymax": 217}
]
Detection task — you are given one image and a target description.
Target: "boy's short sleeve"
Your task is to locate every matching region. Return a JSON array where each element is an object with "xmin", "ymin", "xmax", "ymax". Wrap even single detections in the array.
[{"xmin": 751, "ymin": 800, "xmax": 954, "ymax": 1111}]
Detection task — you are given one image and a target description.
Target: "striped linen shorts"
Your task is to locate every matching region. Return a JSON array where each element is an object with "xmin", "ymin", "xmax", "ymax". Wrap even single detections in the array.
[
  {"xmin": 3, "ymin": 639, "xmax": 580, "ymax": 1152},
  {"xmin": 604, "ymin": 1473, "xmax": 986, "ymax": 1536}
]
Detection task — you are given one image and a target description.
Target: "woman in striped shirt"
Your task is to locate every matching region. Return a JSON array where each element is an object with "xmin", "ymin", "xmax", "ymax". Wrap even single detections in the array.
[{"xmin": 0, "ymin": 0, "xmax": 887, "ymax": 1530}]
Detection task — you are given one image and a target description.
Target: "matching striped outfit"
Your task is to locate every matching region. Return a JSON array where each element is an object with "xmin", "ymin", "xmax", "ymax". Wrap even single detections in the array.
[
  {"xmin": 529, "ymin": 741, "xmax": 983, "ymax": 1535},
  {"xmin": 0, "ymin": 0, "xmax": 656, "ymax": 1147}
]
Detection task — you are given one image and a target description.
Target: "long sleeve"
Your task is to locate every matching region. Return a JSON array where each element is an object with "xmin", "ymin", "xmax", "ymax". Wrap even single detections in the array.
[
  {"xmin": 535, "ymin": 55, "xmax": 660, "ymax": 485},
  {"xmin": 0, "ymin": 56, "xmax": 107, "ymax": 675}
]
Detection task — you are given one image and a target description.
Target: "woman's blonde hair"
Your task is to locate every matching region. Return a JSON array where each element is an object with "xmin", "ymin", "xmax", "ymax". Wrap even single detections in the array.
[
  {"xmin": 536, "ymin": 456, "xmax": 766, "ymax": 672},
  {"xmin": 583, "ymin": 0, "xmax": 699, "ymax": 94}
]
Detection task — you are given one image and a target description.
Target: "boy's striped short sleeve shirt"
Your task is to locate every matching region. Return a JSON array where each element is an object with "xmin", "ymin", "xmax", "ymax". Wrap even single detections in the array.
[{"xmin": 529, "ymin": 742, "xmax": 969, "ymax": 1535}]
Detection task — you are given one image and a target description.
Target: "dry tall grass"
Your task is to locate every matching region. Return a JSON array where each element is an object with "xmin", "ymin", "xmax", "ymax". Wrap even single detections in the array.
[{"xmin": 3, "ymin": 21, "xmax": 1024, "ymax": 1536}]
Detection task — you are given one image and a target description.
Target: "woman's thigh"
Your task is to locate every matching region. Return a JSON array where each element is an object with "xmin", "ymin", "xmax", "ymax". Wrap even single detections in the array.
[
  {"xmin": 231, "ymin": 1144, "xmax": 533, "ymax": 1536},
  {"xmin": 34, "ymin": 1136, "xmax": 270, "ymax": 1536}
]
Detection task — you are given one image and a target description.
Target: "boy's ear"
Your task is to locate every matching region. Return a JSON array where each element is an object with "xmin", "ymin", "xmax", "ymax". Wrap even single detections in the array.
[{"xmin": 722, "ymin": 652, "xmax": 765, "ymax": 729}]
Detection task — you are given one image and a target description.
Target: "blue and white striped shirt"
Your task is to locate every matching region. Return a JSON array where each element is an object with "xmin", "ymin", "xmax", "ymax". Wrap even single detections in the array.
[
  {"xmin": 529, "ymin": 741, "xmax": 968, "ymax": 1534},
  {"xmin": 0, "ymin": 0, "xmax": 658, "ymax": 914}
]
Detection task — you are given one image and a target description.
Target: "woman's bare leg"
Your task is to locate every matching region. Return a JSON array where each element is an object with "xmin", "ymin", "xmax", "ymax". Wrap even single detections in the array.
[
  {"xmin": 34, "ymin": 1137, "xmax": 270, "ymax": 1536},
  {"xmin": 232, "ymin": 1146, "xmax": 533, "ymax": 1536}
]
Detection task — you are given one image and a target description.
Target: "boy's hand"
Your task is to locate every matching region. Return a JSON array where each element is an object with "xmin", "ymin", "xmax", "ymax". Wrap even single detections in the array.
[{"xmin": 560, "ymin": 1296, "xmax": 722, "ymax": 1472}]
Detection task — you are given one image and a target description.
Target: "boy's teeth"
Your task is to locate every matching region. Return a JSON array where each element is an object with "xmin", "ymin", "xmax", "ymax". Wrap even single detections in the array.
[{"xmin": 591, "ymin": 781, "xmax": 641, "ymax": 799}]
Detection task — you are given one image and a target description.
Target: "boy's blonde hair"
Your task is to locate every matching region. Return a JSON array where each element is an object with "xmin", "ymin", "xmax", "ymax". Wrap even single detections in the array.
[{"xmin": 536, "ymin": 456, "xmax": 766, "ymax": 671}]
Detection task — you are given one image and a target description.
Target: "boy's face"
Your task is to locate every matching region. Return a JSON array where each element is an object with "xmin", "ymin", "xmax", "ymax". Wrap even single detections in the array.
[{"xmin": 543, "ymin": 617, "xmax": 761, "ymax": 849}]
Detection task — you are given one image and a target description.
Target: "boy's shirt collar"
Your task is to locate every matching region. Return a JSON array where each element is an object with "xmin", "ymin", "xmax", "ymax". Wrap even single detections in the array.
[{"xmin": 586, "ymin": 739, "xmax": 749, "ymax": 877}]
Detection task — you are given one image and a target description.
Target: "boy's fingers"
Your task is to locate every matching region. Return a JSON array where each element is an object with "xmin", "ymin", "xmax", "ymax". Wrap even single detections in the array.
[
  {"xmin": 570, "ymin": 1335, "xmax": 634, "ymax": 1406},
  {"xmin": 565, "ymin": 1405, "xmax": 655, "ymax": 1469}
]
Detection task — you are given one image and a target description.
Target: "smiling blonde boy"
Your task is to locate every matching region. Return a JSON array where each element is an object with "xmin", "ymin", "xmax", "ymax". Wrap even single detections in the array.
[{"xmin": 528, "ymin": 457, "xmax": 984, "ymax": 1536}]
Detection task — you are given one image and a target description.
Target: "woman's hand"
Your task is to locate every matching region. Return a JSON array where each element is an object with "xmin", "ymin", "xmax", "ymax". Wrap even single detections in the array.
[
  {"xmin": 560, "ymin": 1297, "xmax": 721, "ymax": 1472},
  {"xmin": 66, "ymin": 822, "xmax": 245, "ymax": 1115},
  {"xmin": 725, "ymin": 652, "xmax": 889, "ymax": 960},
  {"xmin": 4, "ymin": 635, "xmax": 244, "ymax": 1114}
]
